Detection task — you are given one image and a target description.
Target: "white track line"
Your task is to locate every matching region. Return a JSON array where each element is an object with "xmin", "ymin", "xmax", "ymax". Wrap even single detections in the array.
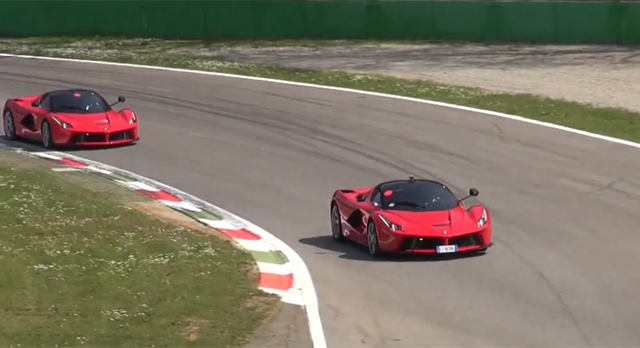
[
  {"xmin": 157, "ymin": 199, "xmax": 202, "ymax": 212},
  {"xmin": 199, "ymin": 219, "xmax": 238, "ymax": 230},
  {"xmin": 51, "ymin": 167, "xmax": 82, "ymax": 172},
  {"xmin": 257, "ymin": 262, "xmax": 293, "ymax": 275}
]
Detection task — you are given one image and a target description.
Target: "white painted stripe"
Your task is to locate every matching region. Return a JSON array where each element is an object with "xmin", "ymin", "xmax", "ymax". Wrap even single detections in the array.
[
  {"xmin": 257, "ymin": 261, "xmax": 293, "ymax": 275},
  {"xmin": 157, "ymin": 199, "xmax": 202, "ymax": 212},
  {"xmin": 119, "ymin": 181, "xmax": 160, "ymax": 192},
  {"xmin": 233, "ymin": 238, "xmax": 275, "ymax": 252},
  {"xmin": 51, "ymin": 167, "xmax": 82, "ymax": 172},
  {"xmin": 261, "ymin": 287, "xmax": 304, "ymax": 306},
  {"xmin": 198, "ymin": 218, "xmax": 239, "ymax": 230},
  {"xmin": 85, "ymin": 166, "xmax": 113, "ymax": 175},
  {"xmin": 31, "ymin": 152, "xmax": 62, "ymax": 160}
]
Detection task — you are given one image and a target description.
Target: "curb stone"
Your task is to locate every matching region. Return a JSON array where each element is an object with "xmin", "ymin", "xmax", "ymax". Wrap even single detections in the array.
[{"xmin": 4, "ymin": 146, "xmax": 305, "ymax": 306}]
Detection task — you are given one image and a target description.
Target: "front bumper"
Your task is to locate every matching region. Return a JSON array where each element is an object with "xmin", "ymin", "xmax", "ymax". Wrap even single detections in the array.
[
  {"xmin": 390, "ymin": 231, "xmax": 492, "ymax": 254},
  {"xmin": 55, "ymin": 127, "xmax": 139, "ymax": 146}
]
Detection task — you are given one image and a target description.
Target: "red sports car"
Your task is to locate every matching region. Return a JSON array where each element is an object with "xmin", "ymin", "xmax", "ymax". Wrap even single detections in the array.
[
  {"xmin": 330, "ymin": 176, "xmax": 493, "ymax": 257},
  {"xmin": 3, "ymin": 88, "xmax": 139, "ymax": 148}
]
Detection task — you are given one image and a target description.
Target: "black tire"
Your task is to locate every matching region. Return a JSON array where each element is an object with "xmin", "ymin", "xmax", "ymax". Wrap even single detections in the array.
[
  {"xmin": 3, "ymin": 109, "xmax": 18, "ymax": 140},
  {"xmin": 330, "ymin": 203, "xmax": 345, "ymax": 242},
  {"xmin": 41, "ymin": 120, "xmax": 55, "ymax": 149},
  {"xmin": 367, "ymin": 220, "xmax": 382, "ymax": 257}
]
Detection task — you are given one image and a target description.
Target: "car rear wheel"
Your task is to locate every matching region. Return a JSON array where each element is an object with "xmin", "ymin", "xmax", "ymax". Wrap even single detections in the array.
[
  {"xmin": 41, "ymin": 121, "xmax": 55, "ymax": 149},
  {"xmin": 3, "ymin": 109, "xmax": 17, "ymax": 140},
  {"xmin": 367, "ymin": 220, "xmax": 381, "ymax": 257},
  {"xmin": 331, "ymin": 203, "xmax": 345, "ymax": 242}
]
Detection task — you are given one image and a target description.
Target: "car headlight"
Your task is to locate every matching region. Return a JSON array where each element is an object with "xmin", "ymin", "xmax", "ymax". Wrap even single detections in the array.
[
  {"xmin": 477, "ymin": 208, "xmax": 487, "ymax": 227},
  {"xmin": 129, "ymin": 112, "xmax": 137, "ymax": 124},
  {"xmin": 379, "ymin": 215, "xmax": 403, "ymax": 231},
  {"xmin": 52, "ymin": 116, "xmax": 72, "ymax": 129}
]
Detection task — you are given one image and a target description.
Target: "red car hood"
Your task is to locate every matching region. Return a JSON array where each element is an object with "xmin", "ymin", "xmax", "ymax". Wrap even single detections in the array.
[
  {"xmin": 53, "ymin": 111, "xmax": 132, "ymax": 131},
  {"xmin": 382, "ymin": 208, "xmax": 479, "ymax": 237}
]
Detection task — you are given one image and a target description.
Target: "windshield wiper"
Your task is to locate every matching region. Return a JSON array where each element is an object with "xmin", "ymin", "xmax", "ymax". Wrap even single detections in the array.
[
  {"xmin": 57, "ymin": 106, "xmax": 87, "ymax": 111},
  {"xmin": 391, "ymin": 201, "xmax": 426, "ymax": 210}
]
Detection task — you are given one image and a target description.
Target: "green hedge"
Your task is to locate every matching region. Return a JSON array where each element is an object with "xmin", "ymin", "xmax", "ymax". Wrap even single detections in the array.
[{"xmin": 1, "ymin": 0, "xmax": 638, "ymax": 44}]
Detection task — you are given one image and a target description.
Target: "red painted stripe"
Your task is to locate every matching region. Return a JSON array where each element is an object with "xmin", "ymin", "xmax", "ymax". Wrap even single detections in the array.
[
  {"xmin": 136, "ymin": 189, "xmax": 182, "ymax": 202},
  {"xmin": 218, "ymin": 228, "xmax": 262, "ymax": 241},
  {"xmin": 59, "ymin": 158, "xmax": 87, "ymax": 167},
  {"xmin": 259, "ymin": 273, "xmax": 293, "ymax": 291}
]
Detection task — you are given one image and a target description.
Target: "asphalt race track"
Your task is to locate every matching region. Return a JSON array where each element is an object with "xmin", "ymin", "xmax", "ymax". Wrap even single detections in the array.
[{"xmin": 2, "ymin": 58, "xmax": 640, "ymax": 347}]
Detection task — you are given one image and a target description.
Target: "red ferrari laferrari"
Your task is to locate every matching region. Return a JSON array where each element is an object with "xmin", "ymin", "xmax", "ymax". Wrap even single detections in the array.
[
  {"xmin": 3, "ymin": 89, "xmax": 139, "ymax": 148},
  {"xmin": 330, "ymin": 176, "xmax": 493, "ymax": 257}
]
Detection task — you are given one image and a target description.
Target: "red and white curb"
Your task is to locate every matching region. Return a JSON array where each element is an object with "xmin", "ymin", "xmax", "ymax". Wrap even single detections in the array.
[
  {"xmin": 30, "ymin": 151, "xmax": 303, "ymax": 303},
  {"xmin": 3, "ymin": 147, "xmax": 326, "ymax": 348}
]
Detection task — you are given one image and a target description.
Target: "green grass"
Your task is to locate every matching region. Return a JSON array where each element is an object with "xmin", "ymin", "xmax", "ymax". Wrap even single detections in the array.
[
  {"xmin": 2, "ymin": 36, "xmax": 442, "ymax": 48},
  {"xmin": 0, "ymin": 152, "xmax": 278, "ymax": 347},
  {"xmin": 1, "ymin": 37, "xmax": 639, "ymax": 143}
]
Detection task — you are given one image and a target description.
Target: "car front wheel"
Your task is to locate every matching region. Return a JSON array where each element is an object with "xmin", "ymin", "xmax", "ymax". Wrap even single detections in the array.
[
  {"xmin": 41, "ymin": 121, "xmax": 55, "ymax": 149},
  {"xmin": 367, "ymin": 220, "xmax": 381, "ymax": 257},
  {"xmin": 331, "ymin": 203, "xmax": 345, "ymax": 242},
  {"xmin": 3, "ymin": 109, "xmax": 17, "ymax": 140}
]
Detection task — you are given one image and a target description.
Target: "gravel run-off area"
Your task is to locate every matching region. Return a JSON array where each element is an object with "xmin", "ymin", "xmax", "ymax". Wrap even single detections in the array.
[{"xmin": 182, "ymin": 43, "xmax": 640, "ymax": 113}]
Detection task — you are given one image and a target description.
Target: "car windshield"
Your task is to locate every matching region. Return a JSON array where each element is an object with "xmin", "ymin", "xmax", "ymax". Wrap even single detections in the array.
[
  {"xmin": 380, "ymin": 180, "xmax": 459, "ymax": 212},
  {"xmin": 50, "ymin": 90, "xmax": 111, "ymax": 114}
]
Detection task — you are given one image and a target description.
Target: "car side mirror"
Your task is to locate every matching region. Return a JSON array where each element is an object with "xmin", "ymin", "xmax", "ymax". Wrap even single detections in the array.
[
  {"xmin": 356, "ymin": 194, "xmax": 367, "ymax": 202},
  {"xmin": 31, "ymin": 101, "xmax": 39, "ymax": 107},
  {"xmin": 118, "ymin": 96, "xmax": 126, "ymax": 103},
  {"xmin": 469, "ymin": 188, "xmax": 479, "ymax": 197}
]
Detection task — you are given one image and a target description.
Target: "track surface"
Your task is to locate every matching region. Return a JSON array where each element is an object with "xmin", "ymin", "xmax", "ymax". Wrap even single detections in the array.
[{"xmin": 2, "ymin": 58, "xmax": 640, "ymax": 347}]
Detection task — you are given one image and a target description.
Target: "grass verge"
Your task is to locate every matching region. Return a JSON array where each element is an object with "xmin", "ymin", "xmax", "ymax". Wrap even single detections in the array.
[
  {"xmin": 0, "ymin": 150, "xmax": 278, "ymax": 347},
  {"xmin": 0, "ymin": 37, "xmax": 639, "ymax": 142}
]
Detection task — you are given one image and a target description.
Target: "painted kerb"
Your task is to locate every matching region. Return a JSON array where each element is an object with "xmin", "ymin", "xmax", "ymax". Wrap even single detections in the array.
[
  {"xmin": 0, "ymin": 145, "xmax": 327, "ymax": 348},
  {"xmin": 0, "ymin": 1, "xmax": 639, "ymax": 44}
]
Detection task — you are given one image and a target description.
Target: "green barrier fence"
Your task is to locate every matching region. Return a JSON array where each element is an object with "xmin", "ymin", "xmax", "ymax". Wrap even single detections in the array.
[{"xmin": 0, "ymin": 0, "xmax": 638, "ymax": 44}]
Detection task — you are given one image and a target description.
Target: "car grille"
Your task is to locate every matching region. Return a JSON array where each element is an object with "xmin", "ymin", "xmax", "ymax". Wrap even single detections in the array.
[
  {"xmin": 400, "ymin": 232, "xmax": 482, "ymax": 251},
  {"xmin": 71, "ymin": 132, "xmax": 107, "ymax": 143},
  {"xmin": 400, "ymin": 237, "xmax": 442, "ymax": 250},
  {"xmin": 70, "ymin": 130, "xmax": 133, "ymax": 144},
  {"xmin": 449, "ymin": 233, "xmax": 482, "ymax": 248},
  {"xmin": 109, "ymin": 130, "xmax": 133, "ymax": 142}
]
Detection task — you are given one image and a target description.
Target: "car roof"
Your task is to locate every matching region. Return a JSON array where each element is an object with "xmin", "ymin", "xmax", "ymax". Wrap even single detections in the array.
[
  {"xmin": 378, "ymin": 178, "xmax": 448, "ymax": 191},
  {"xmin": 44, "ymin": 89, "xmax": 100, "ymax": 97}
]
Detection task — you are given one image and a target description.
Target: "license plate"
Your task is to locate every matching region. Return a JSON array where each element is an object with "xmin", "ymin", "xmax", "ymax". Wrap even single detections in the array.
[{"xmin": 436, "ymin": 245, "xmax": 458, "ymax": 253}]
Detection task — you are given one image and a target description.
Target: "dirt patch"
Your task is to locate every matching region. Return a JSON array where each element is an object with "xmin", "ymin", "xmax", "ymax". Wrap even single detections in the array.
[
  {"xmin": 128, "ymin": 201, "xmax": 261, "ymax": 282},
  {"xmin": 188, "ymin": 43, "xmax": 640, "ymax": 112},
  {"xmin": 128, "ymin": 201, "xmax": 229, "ymax": 239},
  {"xmin": 183, "ymin": 317, "xmax": 210, "ymax": 342}
]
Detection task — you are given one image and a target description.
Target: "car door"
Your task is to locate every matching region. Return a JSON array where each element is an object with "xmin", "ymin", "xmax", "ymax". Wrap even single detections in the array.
[
  {"xmin": 20, "ymin": 95, "xmax": 50, "ymax": 140},
  {"xmin": 347, "ymin": 187, "xmax": 382, "ymax": 244}
]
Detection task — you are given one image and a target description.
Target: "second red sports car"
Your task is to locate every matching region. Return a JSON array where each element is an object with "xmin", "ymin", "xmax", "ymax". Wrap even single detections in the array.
[
  {"xmin": 3, "ymin": 88, "xmax": 139, "ymax": 148},
  {"xmin": 330, "ymin": 176, "xmax": 493, "ymax": 257}
]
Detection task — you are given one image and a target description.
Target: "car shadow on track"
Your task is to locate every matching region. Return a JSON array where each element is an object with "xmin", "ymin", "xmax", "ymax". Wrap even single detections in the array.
[
  {"xmin": 0, "ymin": 135, "xmax": 136, "ymax": 152},
  {"xmin": 299, "ymin": 235, "xmax": 485, "ymax": 263}
]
